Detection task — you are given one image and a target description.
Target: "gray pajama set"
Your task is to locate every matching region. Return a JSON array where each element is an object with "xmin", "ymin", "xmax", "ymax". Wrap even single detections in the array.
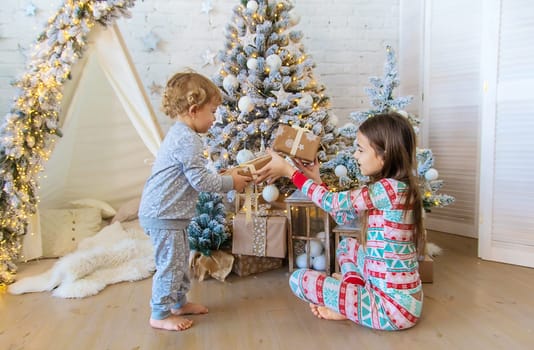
[{"xmin": 138, "ymin": 121, "xmax": 233, "ymax": 320}]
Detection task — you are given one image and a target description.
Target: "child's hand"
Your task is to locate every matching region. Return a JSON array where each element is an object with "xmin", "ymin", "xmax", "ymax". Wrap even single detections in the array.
[
  {"xmin": 293, "ymin": 157, "xmax": 322, "ymax": 184},
  {"xmin": 254, "ymin": 150, "xmax": 295, "ymax": 184},
  {"xmin": 230, "ymin": 170, "xmax": 252, "ymax": 192}
]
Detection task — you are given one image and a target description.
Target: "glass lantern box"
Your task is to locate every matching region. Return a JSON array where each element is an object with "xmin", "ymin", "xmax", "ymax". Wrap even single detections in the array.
[{"xmin": 284, "ymin": 190, "xmax": 333, "ymax": 275}]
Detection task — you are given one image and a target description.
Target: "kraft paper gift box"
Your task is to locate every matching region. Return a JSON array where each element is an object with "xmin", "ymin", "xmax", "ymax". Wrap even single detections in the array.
[
  {"xmin": 232, "ymin": 254, "xmax": 284, "ymax": 277},
  {"xmin": 418, "ymin": 254, "xmax": 434, "ymax": 283},
  {"xmin": 232, "ymin": 212, "xmax": 288, "ymax": 258},
  {"xmin": 222, "ymin": 154, "xmax": 272, "ymax": 177},
  {"xmin": 272, "ymin": 124, "xmax": 321, "ymax": 162}
]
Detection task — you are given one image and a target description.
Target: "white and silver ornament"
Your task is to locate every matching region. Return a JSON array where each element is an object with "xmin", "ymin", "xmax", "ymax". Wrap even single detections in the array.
[
  {"xmin": 246, "ymin": 57, "xmax": 258, "ymax": 70},
  {"xmin": 246, "ymin": 0, "xmax": 259, "ymax": 12},
  {"xmin": 305, "ymin": 240, "xmax": 323, "ymax": 257},
  {"xmin": 424, "ymin": 168, "xmax": 439, "ymax": 181},
  {"xmin": 296, "ymin": 253, "xmax": 312, "ymax": 269},
  {"xmin": 222, "ymin": 74, "xmax": 239, "ymax": 92},
  {"xmin": 312, "ymin": 254, "xmax": 326, "ymax": 271},
  {"xmin": 236, "ymin": 149, "xmax": 255, "ymax": 165},
  {"xmin": 334, "ymin": 165, "xmax": 348, "ymax": 178},
  {"xmin": 238, "ymin": 95, "xmax": 255, "ymax": 113},
  {"xmin": 262, "ymin": 184, "xmax": 280, "ymax": 203},
  {"xmin": 266, "ymin": 54, "xmax": 282, "ymax": 71}
]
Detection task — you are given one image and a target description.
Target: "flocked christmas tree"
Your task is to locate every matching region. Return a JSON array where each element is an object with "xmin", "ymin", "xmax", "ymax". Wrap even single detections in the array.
[
  {"xmin": 334, "ymin": 45, "xmax": 455, "ymax": 211},
  {"xmin": 206, "ymin": 0, "xmax": 348, "ymax": 195},
  {"xmin": 187, "ymin": 192, "xmax": 231, "ymax": 256}
]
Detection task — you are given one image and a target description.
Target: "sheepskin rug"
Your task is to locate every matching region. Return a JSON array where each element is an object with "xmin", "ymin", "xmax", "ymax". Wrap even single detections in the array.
[{"xmin": 8, "ymin": 221, "xmax": 155, "ymax": 298}]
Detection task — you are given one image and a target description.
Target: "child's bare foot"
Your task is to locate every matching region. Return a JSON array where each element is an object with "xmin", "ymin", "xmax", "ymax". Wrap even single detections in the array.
[
  {"xmin": 171, "ymin": 302, "xmax": 208, "ymax": 316},
  {"xmin": 331, "ymin": 272, "xmax": 342, "ymax": 280},
  {"xmin": 149, "ymin": 315, "xmax": 193, "ymax": 331},
  {"xmin": 309, "ymin": 303, "xmax": 347, "ymax": 321}
]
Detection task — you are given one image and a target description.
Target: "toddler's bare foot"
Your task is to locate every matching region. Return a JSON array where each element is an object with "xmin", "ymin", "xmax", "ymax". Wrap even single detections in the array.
[
  {"xmin": 309, "ymin": 303, "xmax": 347, "ymax": 321},
  {"xmin": 171, "ymin": 302, "xmax": 208, "ymax": 316},
  {"xmin": 331, "ymin": 272, "xmax": 342, "ymax": 280},
  {"xmin": 150, "ymin": 315, "xmax": 193, "ymax": 331}
]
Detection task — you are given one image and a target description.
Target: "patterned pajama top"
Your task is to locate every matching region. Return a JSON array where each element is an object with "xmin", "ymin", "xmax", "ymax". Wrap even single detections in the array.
[{"xmin": 291, "ymin": 172, "xmax": 423, "ymax": 330}]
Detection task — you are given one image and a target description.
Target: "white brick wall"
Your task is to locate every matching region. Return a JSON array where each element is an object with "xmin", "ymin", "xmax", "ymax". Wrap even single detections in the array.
[{"xmin": 0, "ymin": 0, "xmax": 399, "ymax": 130}]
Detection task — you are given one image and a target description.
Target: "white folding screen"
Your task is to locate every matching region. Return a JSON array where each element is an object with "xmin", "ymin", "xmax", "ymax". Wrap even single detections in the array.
[
  {"xmin": 479, "ymin": 0, "xmax": 534, "ymax": 267},
  {"xmin": 422, "ymin": 0, "xmax": 483, "ymax": 237}
]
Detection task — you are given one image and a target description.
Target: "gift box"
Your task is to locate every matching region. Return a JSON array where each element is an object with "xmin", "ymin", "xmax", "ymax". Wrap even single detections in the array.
[
  {"xmin": 232, "ymin": 254, "xmax": 284, "ymax": 277},
  {"xmin": 272, "ymin": 124, "xmax": 321, "ymax": 162},
  {"xmin": 232, "ymin": 212, "xmax": 287, "ymax": 258},
  {"xmin": 222, "ymin": 154, "xmax": 272, "ymax": 177},
  {"xmin": 418, "ymin": 254, "xmax": 434, "ymax": 283}
]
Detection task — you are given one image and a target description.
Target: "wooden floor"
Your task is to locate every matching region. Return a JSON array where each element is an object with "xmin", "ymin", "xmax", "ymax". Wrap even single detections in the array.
[{"xmin": 1, "ymin": 230, "xmax": 534, "ymax": 350}]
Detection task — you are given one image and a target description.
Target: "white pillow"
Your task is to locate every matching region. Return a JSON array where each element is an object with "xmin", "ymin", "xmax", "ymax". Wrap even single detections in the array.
[
  {"xmin": 69, "ymin": 198, "xmax": 117, "ymax": 219},
  {"xmin": 40, "ymin": 208, "xmax": 103, "ymax": 258},
  {"xmin": 111, "ymin": 197, "xmax": 141, "ymax": 223}
]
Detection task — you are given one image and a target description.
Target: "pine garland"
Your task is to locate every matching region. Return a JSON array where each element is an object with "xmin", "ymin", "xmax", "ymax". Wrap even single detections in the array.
[{"xmin": 0, "ymin": 0, "xmax": 136, "ymax": 286}]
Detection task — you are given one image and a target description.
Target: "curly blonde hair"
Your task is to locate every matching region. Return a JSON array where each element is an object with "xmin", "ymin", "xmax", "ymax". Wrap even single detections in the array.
[{"xmin": 161, "ymin": 71, "xmax": 222, "ymax": 119}]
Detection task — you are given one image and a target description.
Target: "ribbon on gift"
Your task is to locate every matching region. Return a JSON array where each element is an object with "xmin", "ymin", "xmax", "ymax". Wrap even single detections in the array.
[
  {"xmin": 290, "ymin": 125, "xmax": 308, "ymax": 157},
  {"xmin": 240, "ymin": 163, "xmax": 259, "ymax": 223}
]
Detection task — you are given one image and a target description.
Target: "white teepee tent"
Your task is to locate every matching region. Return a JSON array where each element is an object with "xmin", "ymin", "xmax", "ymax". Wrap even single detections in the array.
[{"xmin": 22, "ymin": 24, "xmax": 163, "ymax": 259}]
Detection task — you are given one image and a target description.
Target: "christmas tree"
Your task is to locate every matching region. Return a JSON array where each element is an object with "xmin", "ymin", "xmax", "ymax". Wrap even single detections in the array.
[
  {"xmin": 187, "ymin": 192, "xmax": 231, "ymax": 256},
  {"xmin": 206, "ymin": 0, "xmax": 347, "ymax": 194},
  {"xmin": 334, "ymin": 45, "xmax": 455, "ymax": 211}
]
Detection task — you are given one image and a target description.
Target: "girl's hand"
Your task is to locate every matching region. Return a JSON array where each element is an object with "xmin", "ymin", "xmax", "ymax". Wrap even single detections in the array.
[
  {"xmin": 293, "ymin": 157, "xmax": 322, "ymax": 183},
  {"xmin": 230, "ymin": 170, "xmax": 252, "ymax": 192},
  {"xmin": 254, "ymin": 150, "xmax": 295, "ymax": 184}
]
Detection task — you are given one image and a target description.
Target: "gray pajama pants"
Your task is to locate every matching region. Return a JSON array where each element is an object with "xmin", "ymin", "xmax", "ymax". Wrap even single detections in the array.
[{"xmin": 145, "ymin": 227, "xmax": 191, "ymax": 320}]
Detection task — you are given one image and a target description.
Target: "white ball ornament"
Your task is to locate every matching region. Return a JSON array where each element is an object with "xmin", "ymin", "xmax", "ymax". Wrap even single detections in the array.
[
  {"xmin": 296, "ymin": 253, "xmax": 312, "ymax": 269},
  {"xmin": 315, "ymin": 231, "xmax": 326, "ymax": 242},
  {"xmin": 222, "ymin": 74, "xmax": 238, "ymax": 92},
  {"xmin": 305, "ymin": 240, "xmax": 324, "ymax": 257},
  {"xmin": 312, "ymin": 254, "xmax": 327, "ymax": 271},
  {"xmin": 334, "ymin": 165, "xmax": 348, "ymax": 178},
  {"xmin": 298, "ymin": 93, "xmax": 313, "ymax": 109},
  {"xmin": 238, "ymin": 96, "xmax": 255, "ymax": 113},
  {"xmin": 246, "ymin": 0, "xmax": 259, "ymax": 12},
  {"xmin": 266, "ymin": 54, "xmax": 282, "ymax": 71},
  {"xmin": 236, "ymin": 149, "xmax": 255, "ymax": 165},
  {"xmin": 424, "ymin": 168, "xmax": 439, "ymax": 181},
  {"xmin": 262, "ymin": 184, "xmax": 280, "ymax": 203},
  {"xmin": 247, "ymin": 58, "xmax": 258, "ymax": 70}
]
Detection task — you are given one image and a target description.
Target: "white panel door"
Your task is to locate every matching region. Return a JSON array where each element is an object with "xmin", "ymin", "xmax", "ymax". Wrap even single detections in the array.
[
  {"xmin": 478, "ymin": 0, "xmax": 534, "ymax": 267},
  {"xmin": 422, "ymin": 0, "xmax": 483, "ymax": 237}
]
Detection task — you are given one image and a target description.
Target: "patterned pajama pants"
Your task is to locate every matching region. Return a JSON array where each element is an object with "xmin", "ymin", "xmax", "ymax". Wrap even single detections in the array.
[
  {"xmin": 289, "ymin": 237, "xmax": 421, "ymax": 330},
  {"xmin": 145, "ymin": 227, "xmax": 190, "ymax": 320}
]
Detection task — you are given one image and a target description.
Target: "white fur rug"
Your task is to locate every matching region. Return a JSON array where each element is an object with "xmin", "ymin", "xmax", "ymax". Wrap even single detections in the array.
[{"xmin": 8, "ymin": 221, "xmax": 155, "ymax": 298}]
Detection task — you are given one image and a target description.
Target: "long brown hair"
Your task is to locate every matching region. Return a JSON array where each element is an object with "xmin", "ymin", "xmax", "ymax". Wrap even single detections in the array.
[{"xmin": 357, "ymin": 111, "xmax": 425, "ymax": 257}]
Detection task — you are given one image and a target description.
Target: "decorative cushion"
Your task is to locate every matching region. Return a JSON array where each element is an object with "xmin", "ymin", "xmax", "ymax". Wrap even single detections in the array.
[
  {"xmin": 69, "ymin": 198, "xmax": 117, "ymax": 219},
  {"xmin": 111, "ymin": 197, "xmax": 141, "ymax": 223},
  {"xmin": 40, "ymin": 208, "xmax": 103, "ymax": 257}
]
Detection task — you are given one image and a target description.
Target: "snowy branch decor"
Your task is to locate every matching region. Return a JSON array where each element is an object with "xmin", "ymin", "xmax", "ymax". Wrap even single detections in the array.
[{"xmin": 0, "ymin": 0, "xmax": 136, "ymax": 286}]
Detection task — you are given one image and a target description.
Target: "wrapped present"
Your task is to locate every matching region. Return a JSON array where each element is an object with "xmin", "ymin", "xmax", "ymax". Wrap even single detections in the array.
[
  {"xmin": 232, "ymin": 254, "xmax": 284, "ymax": 277},
  {"xmin": 223, "ymin": 154, "xmax": 272, "ymax": 220},
  {"xmin": 222, "ymin": 154, "xmax": 272, "ymax": 177},
  {"xmin": 232, "ymin": 211, "xmax": 287, "ymax": 258},
  {"xmin": 272, "ymin": 124, "xmax": 320, "ymax": 162},
  {"xmin": 418, "ymin": 254, "xmax": 434, "ymax": 283}
]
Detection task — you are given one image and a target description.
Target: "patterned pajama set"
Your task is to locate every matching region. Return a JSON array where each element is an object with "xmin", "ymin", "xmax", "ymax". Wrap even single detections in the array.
[
  {"xmin": 290, "ymin": 172, "xmax": 423, "ymax": 330},
  {"xmin": 138, "ymin": 121, "xmax": 234, "ymax": 321}
]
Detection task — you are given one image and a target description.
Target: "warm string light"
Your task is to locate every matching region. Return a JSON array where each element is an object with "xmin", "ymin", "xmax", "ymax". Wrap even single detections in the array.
[{"xmin": 0, "ymin": 0, "xmax": 136, "ymax": 287}]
